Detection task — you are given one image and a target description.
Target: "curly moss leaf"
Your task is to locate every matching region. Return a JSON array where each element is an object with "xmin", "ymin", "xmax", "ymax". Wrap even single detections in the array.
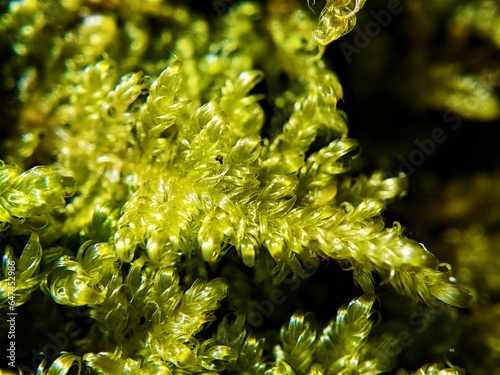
[
  {"xmin": 196, "ymin": 339, "xmax": 239, "ymax": 371},
  {"xmin": 43, "ymin": 244, "xmax": 118, "ymax": 307},
  {"xmin": 0, "ymin": 233, "xmax": 43, "ymax": 307},
  {"xmin": 215, "ymin": 313, "xmax": 266, "ymax": 373},
  {"xmin": 166, "ymin": 278, "xmax": 228, "ymax": 335},
  {"xmin": 44, "ymin": 353, "xmax": 82, "ymax": 375},
  {"xmin": 315, "ymin": 294, "xmax": 397, "ymax": 374},
  {"xmin": 83, "ymin": 352, "xmax": 141, "ymax": 375},
  {"xmin": 313, "ymin": 0, "xmax": 367, "ymax": 45},
  {"xmin": 220, "ymin": 70, "xmax": 265, "ymax": 139},
  {"xmin": 0, "ymin": 162, "xmax": 75, "ymax": 229},
  {"xmin": 17, "ymin": 231, "xmax": 42, "ymax": 278},
  {"xmin": 142, "ymin": 58, "xmax": 189, "ymax": 138},
  {"xmin": 278, "ymin": 312, "xmax": 317, "ymax": 373}
]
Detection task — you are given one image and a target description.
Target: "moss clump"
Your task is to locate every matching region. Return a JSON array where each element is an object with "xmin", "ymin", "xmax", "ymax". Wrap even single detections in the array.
[{"xmin": 0, "ymin": 1, "xmax": 498, "ymax": 374}]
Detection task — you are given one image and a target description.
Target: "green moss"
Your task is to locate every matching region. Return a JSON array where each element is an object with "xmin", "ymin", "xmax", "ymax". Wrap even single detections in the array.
[{"xmin": 0, "ymin": 1, "xmax": 498, "ymax": 374}]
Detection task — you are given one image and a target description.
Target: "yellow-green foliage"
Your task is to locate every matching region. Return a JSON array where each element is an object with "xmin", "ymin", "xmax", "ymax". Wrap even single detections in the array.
[{"xmin": 0, "ymin": 0, "xmax": 497, "ymax": 374}]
